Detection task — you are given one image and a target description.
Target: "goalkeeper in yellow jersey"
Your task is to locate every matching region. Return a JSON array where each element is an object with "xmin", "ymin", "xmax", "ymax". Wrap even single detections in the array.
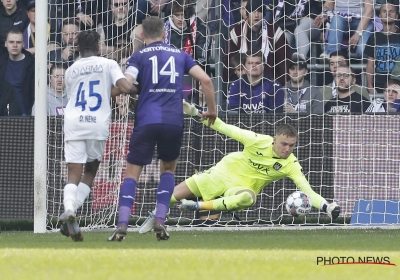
[{"xmin": 139, "ymin": 101, "xmax": 340, "ymax": 234}]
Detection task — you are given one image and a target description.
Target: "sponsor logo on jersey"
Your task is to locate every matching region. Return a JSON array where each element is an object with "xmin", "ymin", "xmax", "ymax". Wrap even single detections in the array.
[
  {"xmin": 71, "ymin": 65, "xmax": 104, "ymax": 78},
  {"xmin": 273, "ymin": 162, "xmax": 282, "ymax": 170},
  {"xmin": 248, "ymin": 158, "xmax": 269, "ymax": 174}
]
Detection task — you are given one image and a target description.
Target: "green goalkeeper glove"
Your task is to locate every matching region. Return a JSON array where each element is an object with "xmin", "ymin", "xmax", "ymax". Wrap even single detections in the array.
[{"xmin": 182, "ymin": 100, "xmax": 199, "ymax": 116}]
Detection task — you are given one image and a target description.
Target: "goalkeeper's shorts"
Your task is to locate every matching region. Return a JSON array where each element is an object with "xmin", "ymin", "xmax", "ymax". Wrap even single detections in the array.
[{"xmin": 186, "ymin": 169, "xmax": 252, "ymax": 202}]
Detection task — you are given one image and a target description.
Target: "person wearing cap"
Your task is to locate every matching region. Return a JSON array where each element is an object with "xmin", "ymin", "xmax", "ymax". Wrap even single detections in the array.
[
  {"xmin": 0, "ymin": 0, "xmax": 29, "ymax": 53},
  {"xmin": 283, "ymin": 55, "xmax": 323, "ymax": 114},
  {"xmin": 227, "ymin": 51, "xmax": 285, "ymax": 113},
  {"xmin": 226, "ymin": 0, "xmax": 290, "ymax": 87},
  {"xmin": 23, "ymin": 1, "xmax": 50, "ymax": 55},
  {"xmin": 365, "ymin": 1, "xmax": 400, "ymax": 96}
]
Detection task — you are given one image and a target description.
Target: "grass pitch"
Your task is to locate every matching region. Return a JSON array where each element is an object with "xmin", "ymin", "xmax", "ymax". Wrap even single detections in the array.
[{"xmin": 1, "ymin": 228, "xmax": 400, "ymax": 280}]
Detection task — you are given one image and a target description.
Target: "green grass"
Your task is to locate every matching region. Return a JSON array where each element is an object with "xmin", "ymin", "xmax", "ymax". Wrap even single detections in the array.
[{"xmin": 1, "ymin": 229, "xmax": 400, "ymax": 280}]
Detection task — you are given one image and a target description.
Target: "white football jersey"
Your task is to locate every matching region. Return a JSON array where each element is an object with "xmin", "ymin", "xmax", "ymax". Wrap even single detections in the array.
[{"xmin": 64, "ymin": 56, "xmax": 125, "ymax": 141}]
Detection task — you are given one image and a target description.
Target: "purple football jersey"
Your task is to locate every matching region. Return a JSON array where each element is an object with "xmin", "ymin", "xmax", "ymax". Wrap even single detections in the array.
[{"xmin": 126, "ymin": 42, "xmax": 197, "ymax": 127}]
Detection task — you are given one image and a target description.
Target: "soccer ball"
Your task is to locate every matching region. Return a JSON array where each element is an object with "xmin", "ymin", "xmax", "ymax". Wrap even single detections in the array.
[{"xmin": 285, "ymin": 191, "xmax": 312, "ymax": 217}]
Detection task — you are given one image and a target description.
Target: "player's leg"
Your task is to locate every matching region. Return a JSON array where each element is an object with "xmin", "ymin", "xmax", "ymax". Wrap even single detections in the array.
[
  {"xmin": 138, "ymin": 179, "xmax": 198, "ymax": 234},
  {"xmin": 60, "ymin": 140, "xmax": 87, "ymax": 242},
  {"xmin": 108, "ymin": 125, "xmax": 155, "ymax": 241},
  {"xmin": 181, "ymin": 187, "xmax": 256, "ymax": 212},
  {"xmin": 74, "ymin": 140, "xmax": 105, "ymax": 212},
  {"xmin": 152, "ymin": 124, "xmax": 184, "ymax": 241}
]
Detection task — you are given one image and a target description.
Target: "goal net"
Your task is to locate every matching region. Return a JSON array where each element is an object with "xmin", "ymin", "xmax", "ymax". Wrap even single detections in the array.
[{"xmin": 42, "ymin": 0, "xmax": 400, "ymax": 232}]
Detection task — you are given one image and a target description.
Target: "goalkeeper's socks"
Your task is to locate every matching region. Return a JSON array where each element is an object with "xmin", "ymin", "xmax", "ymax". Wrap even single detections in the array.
[
  {"xmin": 74, "ymin": 182, "xmax": 91, "ymax": 211},
  {"xmin": 117, "ymin": 178, "xmax": 137, "ymax": 227},
  {"xmin": 169, "ymin": 194, "xmax": 178, "ymax": 208},
  {"xmin": 63, "ymin": 183, "xmax": 78, "ymax": 212},
  {"xmin": 155, "ymin": 172, "xmax": 175, "ymax": 224}
]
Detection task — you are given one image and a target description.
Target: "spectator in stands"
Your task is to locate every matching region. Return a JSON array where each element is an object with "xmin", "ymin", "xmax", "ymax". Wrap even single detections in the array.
[
  {"xmin": 47, "ymin": 19, "xmax": 80, "ymax": 67},
  {"xmin": 48, "ymin": 0, "xmax": 92, "ymax": 43},
  {"xmin": 365, "ymin": 1, "xmax": 400, "ymax": 95},
  {"xmin": 226, "ymin": 0, "xmax": 290, "ymax": 86},
  {"xmin": 163, "ymin": 0, "xmax": 209, "ymax": 66},
  {"xmin": 273, "ymin": 0, "xmax": 322, "ymax": 60},
  {"xmin": 283, "ymin": 55, "xmax": 323, "ymax": 114},
  {"xmin": 98, "ymin": 0, "xmax": 135, "ymax": 60},
  {"xmin": 227, "ymin": 51, "xmax": 284, "ymax": 113},
  {"xmin": 0, "ymin": 0, "xmax": 29, "ymax": 53},
  {"xmin": 315, "ymin": 0, "xmax": 375, "ymax": 60},
  {"xmin": 325, "ymin": 65, "xmax": 370, "ymax": 113},
  {"xmin": 135, "ymin": 0, "xmax": 171, "ymax": 24},
  {"xmin": 81, "ymin": 0, "xmax": 109, "ymax": 28},
  {"xmin": 365, "ymin": 79, "xmax": 400, "ymax": 112},
  {"xmin": 229, "ymin": 52, "xmax": 246, "ymax": 82},
  {"xmin": 320, "ymin": 51, "xmax": 370, "ymax": 104},
  {"xmin": 0, "ymin": 78, "xmax": 20, "ymax": 116},
  {"xmin": 0, "ymin": 30, "xmax": 35, "ymax": 116},
  {"xmin": 32, "ymin": 63, "xmax": 68, "ymax": 116},
  {"xmin": 23, "ymin": 1, "xmax": 50, "ymax": 56},
  {"xmin": 131, "ymin": 0, "xmax": 209, "ymax": 61}
]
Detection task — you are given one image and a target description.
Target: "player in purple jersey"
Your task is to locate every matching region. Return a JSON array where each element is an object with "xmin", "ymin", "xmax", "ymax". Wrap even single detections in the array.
[{"xmin": 108, "ymin": 16, "xmax": 217, "ymax": 242}]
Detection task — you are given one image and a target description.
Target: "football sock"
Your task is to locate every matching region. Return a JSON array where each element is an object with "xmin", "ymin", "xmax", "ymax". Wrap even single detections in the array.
[
  {"xmin": 169, "ymin": 195, "xmax": 178, "ymax": 208},
  {"xmin": 320, "ymin": 201, "xmax": 328, "ymax": 212},
  {"xmin": 74, "ymin": 182, "xmax": 91, "ymax": 211},
  {"xmin": 63, "ymin": 183, "xmax": 78, "ymax": 212},
  {"xmin": 202, "ymin": 192, "xmax": 255, "ymax": 211},
  {"xmin": 155, "ymin": 172, "xmax": 175, "ymax": 224},
  {"xmin": 117, "ymin": 178, "xmax": 137, "ymax": 227}
]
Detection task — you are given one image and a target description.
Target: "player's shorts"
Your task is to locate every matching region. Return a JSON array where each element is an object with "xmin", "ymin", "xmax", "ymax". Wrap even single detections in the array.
[
  {"xmin": 186, "ymin": 168, "xmax": 253, "ymax": 202},
  {"xmin": 127, "ymin": 123, "xmax": 183, "ymax": 166},
  {"xmin": 64, "ymin": 140, "xmax": 106, "ymax": 163}
]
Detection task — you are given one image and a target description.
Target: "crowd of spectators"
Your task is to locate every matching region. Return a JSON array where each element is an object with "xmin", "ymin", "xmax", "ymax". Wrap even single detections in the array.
[{"xmin": 1, "ymin": 0, "xmax": 400, "ymax": 116}]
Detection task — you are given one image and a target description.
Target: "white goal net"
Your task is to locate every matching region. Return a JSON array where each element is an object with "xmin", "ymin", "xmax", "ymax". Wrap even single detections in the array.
[{"xmin": 42, "ymin": 0, "xmax": 400, "ymax": 231}]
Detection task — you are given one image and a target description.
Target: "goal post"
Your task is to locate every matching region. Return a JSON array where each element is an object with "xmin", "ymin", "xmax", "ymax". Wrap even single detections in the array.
[{"xmin": 34, "ymin": 0, "xmax": 49, "ymax": 233}]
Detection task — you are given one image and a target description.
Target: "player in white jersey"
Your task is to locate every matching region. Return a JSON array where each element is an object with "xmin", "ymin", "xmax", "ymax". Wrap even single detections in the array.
[{"xmin": 59, "ymin": 30, "xmax": 137, "ymax": 242}]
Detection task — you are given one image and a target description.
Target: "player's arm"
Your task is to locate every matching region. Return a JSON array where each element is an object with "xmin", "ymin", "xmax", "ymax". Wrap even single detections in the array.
[
  {"xmin": 288, "ymin": 163, "xmax": 340, "ymax": 218},
  {"xmin": 111, "ymin": 77, "xmax": 138, "ymax": 97},
  {"xmin": 188, "ymin": 65, "xmax": 217, "ymax": 126},
  {"xmin": 184, "ymin": 102, "xmax": 259, "ymax": 146}
]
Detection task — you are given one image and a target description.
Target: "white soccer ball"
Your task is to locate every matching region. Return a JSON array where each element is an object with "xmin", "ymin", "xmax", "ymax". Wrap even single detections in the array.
[{"xmin": 285, "ymin": 191, "xmax": 312, "ymax": 217}]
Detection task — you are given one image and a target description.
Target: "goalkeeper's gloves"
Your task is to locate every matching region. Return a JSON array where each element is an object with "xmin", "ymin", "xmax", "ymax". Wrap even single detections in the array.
[
  {"xmin": 326, "ymin": 202, "xmax": 340, "ymax": 219},
  {"xmin": 183, "ymin": 100, "xmax": 199, "ymax": 116}
]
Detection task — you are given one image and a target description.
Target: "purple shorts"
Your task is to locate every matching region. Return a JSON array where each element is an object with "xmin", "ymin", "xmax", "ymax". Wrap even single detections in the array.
[{"xmin": 127, "ymin": 123, "xmax": 183, "ymax": 166}]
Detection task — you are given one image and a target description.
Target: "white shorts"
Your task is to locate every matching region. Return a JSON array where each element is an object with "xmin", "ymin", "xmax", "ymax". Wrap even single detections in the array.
[{"xmin": 64, "ymin": 140, "xmax": 106, "ymax": 163}]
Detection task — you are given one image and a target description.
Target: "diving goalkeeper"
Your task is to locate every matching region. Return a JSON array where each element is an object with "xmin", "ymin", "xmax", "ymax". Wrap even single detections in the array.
[{"xmin": 140, "ymin": 101, "xmax": 340, "ymax": 233}]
